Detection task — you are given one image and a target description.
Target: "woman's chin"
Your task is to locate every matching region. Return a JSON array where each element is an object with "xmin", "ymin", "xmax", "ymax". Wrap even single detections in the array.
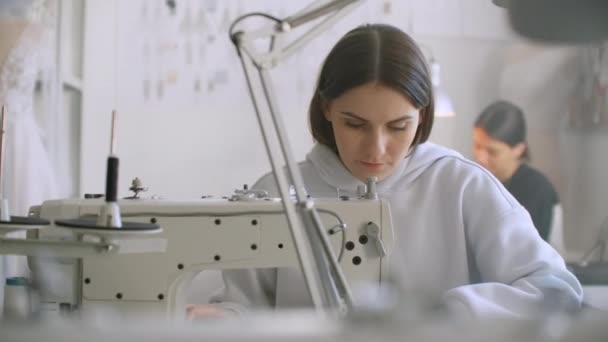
[{"xmin": 355, "ymin": 171, "xmax": 387, "ymax": 183}]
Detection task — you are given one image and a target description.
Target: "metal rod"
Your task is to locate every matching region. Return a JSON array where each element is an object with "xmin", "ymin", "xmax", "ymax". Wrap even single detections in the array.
[
  {"xmin": 0, "ymin": 105, "xmax": 6, "ymax": 194},
  {"xmin": 0, "ymin": 236, "xmax": 118, "ymax": 258},
  {"xmin": 309, "ymin": 209, "xmax": 353, "ymax": 308},
  {"xmin": 110, "ymin": 110, "xmax": 117, "ymax": 155},
  {"xmin": 259, "ymin": 66, "xmax": 352, "ymax": 310},
  {"xmin": 258, "ymin": 68, "xmax": 342, "ymax": 308},
  {"xmin": 229, "ymin": 0, "xmax": 364, "ymax": 314},
  {"xmin": 283, "ymin": 0, "xmax": 358, "ymax": 29},
  {"xmin": 258, "ymin": 70, "xmax": 308, "ymax": 202},
  {"xmin": 278, "ymin": 3, "xmax": 362, "ymax": 63},
  {"xmin": 235, "ymin": 47, "xmax": 327, "ymax": 310}
]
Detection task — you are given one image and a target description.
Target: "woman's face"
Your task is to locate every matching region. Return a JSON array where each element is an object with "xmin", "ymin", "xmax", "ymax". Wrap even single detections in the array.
[
  {"xmin": 323, "ymin": 82, "xmax": 421, "ymax": 182},
  {"xmin": 472, "ymin": 127, "xmax": 525, "ymax": 181}
]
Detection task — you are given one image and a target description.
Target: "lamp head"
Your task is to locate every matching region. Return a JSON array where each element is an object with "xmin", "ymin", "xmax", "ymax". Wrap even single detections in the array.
[{"xmin": 493, "ymin": 0, "xmax": 608, "ymax": 43}]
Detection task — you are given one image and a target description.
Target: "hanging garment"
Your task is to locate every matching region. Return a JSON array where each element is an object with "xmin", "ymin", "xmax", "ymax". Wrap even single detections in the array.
[{"xmin": 0, "ymin": 20, "xmax": 58, "ymax": 279}]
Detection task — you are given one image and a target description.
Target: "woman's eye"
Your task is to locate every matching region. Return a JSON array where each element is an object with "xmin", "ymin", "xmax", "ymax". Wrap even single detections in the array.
[
  {"xmin": 345, "ymin": 121, "xmax": 365, "ymax": 128},
  {"xmin": 389, "ymin": 123, "xmax": 408, "ymax": 131}
]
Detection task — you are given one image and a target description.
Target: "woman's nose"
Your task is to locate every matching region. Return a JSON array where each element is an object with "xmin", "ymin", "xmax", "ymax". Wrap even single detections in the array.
[{"xmin": 365, "ymin": 130, "xmax": 387, "ymax": 157}]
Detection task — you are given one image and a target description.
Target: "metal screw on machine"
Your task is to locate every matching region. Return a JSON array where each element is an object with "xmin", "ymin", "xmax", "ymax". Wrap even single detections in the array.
[
  {"xmin": 101, "ymin": 243, "xmax": 115, "ymax": 253},
  {"xmin": 230, "ymin": 184, "xmax": 269, "ymax": 201},
  {"xmin": 127, "ymin": 177, "xmax": 148, "ymax": 199},
  {"xmin": 365, "ymin": 222, "xmax": 386, "ymax": 257}
]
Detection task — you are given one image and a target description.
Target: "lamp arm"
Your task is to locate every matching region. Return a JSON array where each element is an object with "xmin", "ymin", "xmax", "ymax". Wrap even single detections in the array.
[
  {"xmin": 229, "ymin": 0, "xmax": 365, "ymax": 313},
  {"xmin": 231, "ymin": 0, "xmax": 362, "ymax": 69}
]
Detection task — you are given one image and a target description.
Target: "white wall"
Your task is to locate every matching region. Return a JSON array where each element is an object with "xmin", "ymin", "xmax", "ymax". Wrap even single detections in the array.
[
  {"xmin": 80, "ymin": 0, "xmax": 514, "ymax": 196},
  {"xmin": 79, "ymin": 0, "xmax": 606, "ymax": 257}
]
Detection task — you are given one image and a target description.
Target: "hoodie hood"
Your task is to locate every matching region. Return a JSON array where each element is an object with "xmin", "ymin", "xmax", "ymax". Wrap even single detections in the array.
[{"xmin": 306, "ymin": 142, "xmax": 463, "ymax": 194}]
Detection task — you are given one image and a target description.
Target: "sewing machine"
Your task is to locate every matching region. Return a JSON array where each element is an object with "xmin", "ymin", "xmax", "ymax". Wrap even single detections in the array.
[{"xmin": 11, "ymin": 191, "xmax": 393, "ymax": 320}]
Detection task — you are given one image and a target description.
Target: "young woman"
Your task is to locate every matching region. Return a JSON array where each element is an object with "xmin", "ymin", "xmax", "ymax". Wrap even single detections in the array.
[
  {"xmin": 191, "ymin": 24, "xmax": 581, "ymax": 319},
  {"xmin": 473, "ymin": 100, "xmax": 559, "ymax": 242}
]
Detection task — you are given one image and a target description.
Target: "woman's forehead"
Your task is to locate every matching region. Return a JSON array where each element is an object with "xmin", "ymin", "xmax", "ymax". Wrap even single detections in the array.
[
  {"xmin": 473, "ymin": 128, "xmax": 513, "ymax": 149},
  {"xmin": 330, "ymin": 83, "xmax": 416, "ymax": 113}
]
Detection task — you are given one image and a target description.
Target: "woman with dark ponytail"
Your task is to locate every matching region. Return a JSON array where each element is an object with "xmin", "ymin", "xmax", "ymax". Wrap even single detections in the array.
[{"xmin": 473, "ymin": 100, "xmax": 559, "ymax": 241}]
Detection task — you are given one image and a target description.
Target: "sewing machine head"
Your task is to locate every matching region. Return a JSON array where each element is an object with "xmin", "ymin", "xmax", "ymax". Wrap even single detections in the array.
[{"xmin": 24, "ymin": 194, "xmax": 394, "ymax": 320}]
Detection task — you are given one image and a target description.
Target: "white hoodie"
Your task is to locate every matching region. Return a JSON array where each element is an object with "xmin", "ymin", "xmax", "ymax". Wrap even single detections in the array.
[{"xmin": 211, "ymin": 143, "xmax": 583, "ymax": 318}]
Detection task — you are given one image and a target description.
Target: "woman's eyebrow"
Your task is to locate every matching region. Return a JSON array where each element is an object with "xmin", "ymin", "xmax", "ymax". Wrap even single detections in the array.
[
  {"xmin": 339, "ymin": 111, "xmax": 368, "ymax": 121},
  {"xmin": 339, "ymin": 111, "xmax": 413, "ymax": 123}
]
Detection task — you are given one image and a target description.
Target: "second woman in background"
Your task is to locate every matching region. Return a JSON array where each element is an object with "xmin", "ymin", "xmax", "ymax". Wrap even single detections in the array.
[{"xmin": 473, "ymin": 100, "xmax": 560, "ymax": 242}]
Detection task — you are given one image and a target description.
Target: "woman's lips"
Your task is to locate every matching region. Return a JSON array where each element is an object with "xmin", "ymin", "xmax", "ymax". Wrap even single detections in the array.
[{"xmin": 360, "ymin": 161, "xmax": 384, "ymax": 169}]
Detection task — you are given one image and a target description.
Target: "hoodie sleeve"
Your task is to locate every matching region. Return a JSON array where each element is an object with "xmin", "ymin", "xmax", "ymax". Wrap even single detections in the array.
[
  {"xmin": 442, "ymin": 168, "xmax": 583, "ymax": 318},
  {"xmin": 208, "ymin": 268, "xmax": 277, "ymax": 314},
  {"xmin": 207, "ymin": 173, "xmax": 279, "ymax": 313}
]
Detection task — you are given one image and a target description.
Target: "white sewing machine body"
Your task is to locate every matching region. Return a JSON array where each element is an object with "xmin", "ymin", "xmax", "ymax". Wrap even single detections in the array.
[{"xmin": 25, "ymin": 196, "xmax": 394, "ymax": 319}]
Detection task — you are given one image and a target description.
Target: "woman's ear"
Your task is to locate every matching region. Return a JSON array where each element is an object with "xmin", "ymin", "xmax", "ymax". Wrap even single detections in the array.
[
  {"xmin": 322, "ymin": 100, "xmax": 332, "ymax": 122},
  {"xmin": 513, "ymin": 143, "xmax": 527, "ymax": 159}
]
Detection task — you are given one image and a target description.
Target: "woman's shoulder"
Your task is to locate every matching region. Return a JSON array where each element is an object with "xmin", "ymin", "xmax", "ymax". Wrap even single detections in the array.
[
  {"xmin": 405, "ymin": 143, "xmax": 518, "ymax": 205},
  {"xmin": 411, "ymin": 142, "xmax": 499, "ymax": 182},
  {"xmin": 512, "ymin": 163, "xmax": 559, "ymax": 200},
  {"xmin": 518, "ymin": 164, "xmax": 556, "ymax": 186},
  {"xmin": 251, "ymin": 171, "xmax": 275, "ymax": 192},
  {"xmin": 251, "ymin": 160, "xmax": 320, "ymax": 195}
]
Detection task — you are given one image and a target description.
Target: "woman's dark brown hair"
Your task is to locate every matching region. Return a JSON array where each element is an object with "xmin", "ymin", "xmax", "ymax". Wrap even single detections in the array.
[
  {"xmin": 309, "ymin": 24, "xmax": 435, "ymax": 153},
  {"xmin": 475, "ymin": 100, "xmax": 530, "ymax": 160}
]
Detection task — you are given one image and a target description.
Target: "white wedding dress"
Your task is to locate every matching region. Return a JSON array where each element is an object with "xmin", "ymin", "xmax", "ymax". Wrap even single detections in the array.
[{"xmin": 0, "ymin": 21, "xmax": 58, "ymax": 284}]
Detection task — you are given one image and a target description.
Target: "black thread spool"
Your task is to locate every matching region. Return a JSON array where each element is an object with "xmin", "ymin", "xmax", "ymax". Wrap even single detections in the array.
[
  {"xmin": 55, "ymin": 111, "xmax": 159, "ymax": 233},
  {"xmin": 105, "ymin": 155, "xmax": 119, "ymax": 203}
]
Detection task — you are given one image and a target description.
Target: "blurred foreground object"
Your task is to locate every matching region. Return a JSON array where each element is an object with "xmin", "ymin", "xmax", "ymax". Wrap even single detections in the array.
[{"xmin": 493, "ymin": 0, "xmax": 608, "ymax": 43}]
